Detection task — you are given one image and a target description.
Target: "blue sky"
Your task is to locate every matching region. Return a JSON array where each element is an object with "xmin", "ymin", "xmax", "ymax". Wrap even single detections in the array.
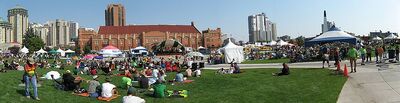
[{"xmin": 1, "ymin": 0, "xmax": 399, "ymax": 42}]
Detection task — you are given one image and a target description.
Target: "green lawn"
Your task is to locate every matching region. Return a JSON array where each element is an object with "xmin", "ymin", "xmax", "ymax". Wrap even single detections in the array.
[
  {"xmin": 0, "ymin": 67, "xmax": 346, "ymax": 103},
  {"xmin": 242, "ymin": 58, "xmax": 290, "ymax": 64}
]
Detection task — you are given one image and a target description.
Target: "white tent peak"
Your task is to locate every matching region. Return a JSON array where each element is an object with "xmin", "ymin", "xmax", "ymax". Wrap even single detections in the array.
[
  {"xmin": 20, "ymin": 46, "xmax": 29, "ymax": 53},
  {"xmin": 384, "ymin": 33, "xmax": 398, "ymax": 39},
  {"xmin": 221, "ymin": 38, "xmax": 244, "ymax": 63}
]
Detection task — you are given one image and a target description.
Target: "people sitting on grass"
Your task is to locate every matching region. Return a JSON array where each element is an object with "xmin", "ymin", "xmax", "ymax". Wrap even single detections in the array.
[
  {"xmin": 88, "ymin": 75, "xmax": 101, "ymax": 98},
  {"xmin": 123, "ymin": 87, "xmax": 145, "ymax": 103},
  {"xmin": 175, "ymin": 71, "xmax": 184, "ymax": 82},
  {"xmin": 101, "ymin": 77, "xmax": 118, "ymax": 98},
  {"xmin": 272, "ymin": 63, "xmax": 290, "ymax": 76},
  {"xmin": 153, "ymin": 80, "xmax": 167, "ymax": 98},
  {"xmin": 233, "ymin": 63, "xmax": 240, "ymax": 74},
  {"xmin": 194, "ymin": 68, "xmax": 201, "ymax": 77},
  {"xmin": 139, "ymin": 73, "xmax": 150, "ymax": 89},
  {"xmin": 121, "ymin": 76, "xmax": 132, "ymax": 89},
  {"xmin": 54, "ymin": 70, "xmax": 78, "ymax": 91},
  {"xmin": 185, "ymin": 68, "xmax": 192, "ymax": 77}
]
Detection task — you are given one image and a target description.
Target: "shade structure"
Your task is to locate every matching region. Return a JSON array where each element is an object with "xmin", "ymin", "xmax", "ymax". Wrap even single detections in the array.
[
  {"xmin": 131, "ymin": 46, "xmax": 148, "ymax": 55},
  {"xmin": 83, "ymin": 54, "xmax": 97, "ymax": 59},
  {"xmin": 221, "ymin": 39, "xmax": 244, "ymax": 63},
  {"xmin": 198, "ymin": 46, "xmax": 205, "ymax": 49},
  {"xmin": 98, "ymin": 45, "xmax": 122, "ymax": 57},
  {"xmin": 154, "ymin": 39, "xmax": 185, "ymax": 52},
  {"xmin": 266, "ymin": 40, "xmax": 277, "ymax": 46},
  {"xmin": 36, "ymin": 48, "xmax": 47, "ymax": 54},
  {"xmin": 305, "ymin": 25, "xmax": 357, "ymax": 47},
  {"xmin": 372, "ymin": 36, "xmax": 382, "ymax": 41},
  {"xmin": 276, "ymin": 40, "xmax": 290, "ymax": 46},
  {"xmin": 185, "ymin": 52, "xmax": 205, "ymax": 57},
  {"xmin": 64, "ymin": 49, "xmax": 75, "ymax": 53},
  {"xmin": 20, "ymin": 46, "xmax": 29, "ymax": 54},
  {"xmin": 56, "ymin": 48, "xmax": 65, "ymax": 56},
  {"xmin": 49, "ymin": 49, "xmax": 57, "ymax": 54},
  {"xmin": 384, "ymin": 33, "xmax": 399, "ymax": 40},
  {"xmin": 94, "ymin": 55, "xmax": 104, "ymax": 59}
]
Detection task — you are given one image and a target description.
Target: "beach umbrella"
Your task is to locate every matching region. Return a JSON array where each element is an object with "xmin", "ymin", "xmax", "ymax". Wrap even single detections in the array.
[{"xmin": 44, "ymin": 71, "xmax": 61, "ymax": 80}]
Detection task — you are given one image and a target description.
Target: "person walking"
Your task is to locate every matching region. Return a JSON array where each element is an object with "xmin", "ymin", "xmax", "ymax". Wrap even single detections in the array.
[
  {"xmin": 347, "ymin": 46, "xmax": 358, "ymax": 73},
  {"xmin": 24, "ymin": 58, "xmax": 40, "ymax": 100},
  {"xmin": 366, "ymin": 45, "xmax": 372, "ymax": 62},
  {"xmin": 360, "ymin": 46, "xmax": 366, "ymax": 65}
]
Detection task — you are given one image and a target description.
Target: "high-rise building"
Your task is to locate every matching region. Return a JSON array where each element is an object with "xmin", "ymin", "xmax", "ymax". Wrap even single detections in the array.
[
  {"xmin": 105, "ymin": 4, "xmax": 126, "ymax": 26},
  {"xmin": 321, "ymin": 10, "xmax": 333, "ymax": 33},
  {"xmin": 248, "ymin": 13, "xmax": 276, "ymax": 43},
  {"xmin": 271, "ymin": 23, "xmax": 277, "ymax": 41},
  {"xmin": 69, "ymin": 21, "xmax": 79, "ymax": 41},
  {"xmin": 8, "ymin": 5, "xmax": 29, "ymax": 44},
  {"xmin": 45, "ymin": 19, "xmax": 70, "ymax": 47},
  {"xmin": 0, "ymin": 17, "xmax": 12, "ymax": 43},
  {"xmin": 30, "ymin": 23, "xmax": 49, "ymax": 46}
]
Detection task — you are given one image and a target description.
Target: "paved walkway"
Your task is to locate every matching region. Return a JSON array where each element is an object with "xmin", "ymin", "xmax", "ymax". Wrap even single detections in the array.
[{"xmin": 204, "ymin": 60, "xmax": 400, "ymax": 103}]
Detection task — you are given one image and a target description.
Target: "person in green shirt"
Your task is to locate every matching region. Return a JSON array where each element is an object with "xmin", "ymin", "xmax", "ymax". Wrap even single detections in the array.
[
  {"xmin": 121, "ymin": 77, "xmax": 132, "ymax": 89},
  {"xmin": 347, "ymin": 45, "xmax": 358, "ymax": 73},
  {"xmin": 153, "ymin": 80, "xmax": 167, "ymax": 98},
  {"xmin": 359, "ymin": 46, "xmax": 366, "ymax": 65}
]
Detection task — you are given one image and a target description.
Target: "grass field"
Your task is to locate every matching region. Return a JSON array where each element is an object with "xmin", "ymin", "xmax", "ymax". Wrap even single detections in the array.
[
  {"xmin": 0, "ymin": 66, "xmax": 346, "ymax": 103},
  {"xmin": 242, "ymin": 58, "xmax": 290, "ymax": 64}
]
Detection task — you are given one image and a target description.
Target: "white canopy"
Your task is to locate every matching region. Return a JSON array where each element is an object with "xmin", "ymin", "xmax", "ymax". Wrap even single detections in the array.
[
  {"xmin": 20, "ymin": 46, "xmax": 29, "ymax": 54},
  {"xmin": 57, "ymin": 48, "xmax": 65, "ymax": 56},
  {"xmin": 198, "ymin": 46, "xmax": 205, "ymax": 49},
  {"xmin": 36, "ymin": 48, "xmax": 47, "ymax": 54},
  {"xmin": 221, "ymin": 39, "xmax": 244, "ymax": 63},
  {"xmin": 185, "ymin": 52, "xmax": 205, "ymax": 57},
  {"xmin": 276, "ymin": 40, "xmax": 290, "ymax": 46},
  {"xmin": 133, "ymin": 46, "xmax": 147, "ymax": 50},
  {"xmin": 384, "ymin": 34, "xmax": 399, "ymax": 40},
  {"xmin": 99, "ymin": 45, "xmax": 122, "ymax": 57},
  {"xmin": 372, "ymin": 36, "xmax": 382, "ymax": 41},
  {"xmin": 266, "ymin": 40, "xmax": 277, "ymax": 46},
  {"xmin": 65, "ymin": 49, "xmax": 75, "ymax": 53}
]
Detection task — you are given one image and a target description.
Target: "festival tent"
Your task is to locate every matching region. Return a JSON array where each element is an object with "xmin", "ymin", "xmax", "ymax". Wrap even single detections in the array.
[
  {"xmin": 221, "ymin": 39, "xmax": 244, "ymax": 63},
  {"xmin": 98, "ymin": 45, "xmax": 122, "ymax": 57},
  {"xmin": 131, "ymin": 46, "xmax": 148, "ymax": 55},
  {"xmin": 36, "ymin": 48, "xmax": 47, "ymax": 54},
  {"xmin": 83, "ymin": 54, "xmax": 97, "ymax": 59},
  {"xmin": 185, "ymin": 52, "xmax": 205, "ymax": 57},
  {"xmin": 154, "ymin": 39, "xmax": 185, "ymax": 53},
  {"xmin": 372, "ymin": 36, "xmax": 382, "ymax": 41},
  {"xmin": 276, "ymin": 40, "xmax": 290, "ymax": 46},
  {"xmin": 198, "ymin": 46, "xmax": 205, "ymax": 50},
  {"xmin": 266, "ymin": 40, "xmax": 277, "ymax": 46},
  {"xmin": 56, "ymin": 48, "xmax": 65, "ymax": 56},
  {"xmin": 65, "ymin": 49, "xmax": 75, "ymax": 53},
  {"xmin": 20, "ymin": 46, "xmax": 29, "ymax": 54},
  {"xmin": 305, "ymin": 25, "xmax": 357, "ymax": 47},
  {"xmin": 49, "ymin": 49, "xmax": 57, "ymax": 54},
  {"xmin": 384, "ymin": 33, "xmax": 399, "ymax": 40}
]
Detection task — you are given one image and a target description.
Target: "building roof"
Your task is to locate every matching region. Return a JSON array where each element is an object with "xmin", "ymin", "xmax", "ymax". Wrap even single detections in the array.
[{"xmin": 98, "ymin": 25, "xmax": 201, "ymax": 34}]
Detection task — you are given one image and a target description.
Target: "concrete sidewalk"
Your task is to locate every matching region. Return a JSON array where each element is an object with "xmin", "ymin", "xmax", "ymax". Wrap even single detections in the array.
[
  {"xmin": 337, "ymin": 62, "xmax": 400, "ymax": 103},
  {"xmin": 204, "ymin": 61, "xmax": 338, "ymax": 69}
]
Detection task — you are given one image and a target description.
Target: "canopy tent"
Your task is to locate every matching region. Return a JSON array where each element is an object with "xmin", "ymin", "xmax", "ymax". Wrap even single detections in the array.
[
  {"xmin": 94, "ymin": 55, "xmax": 104, "ymax": 59},
  {"xmin": 36, "ymin": 48, "xmax": 47, "ymax": 54},
  {"xmin": 276, "ymin": 40, "xmax": 290, "ymax": 46},
  {"xmin": 131, "ymin": 46, "xmax": 148, "ymax": 55},
  {"xmin": 266, "ymin": 40, "xmax": 277, "ymax": 46},
  {"xmin": 56, "ymin": 48, "xmax": 65, "ymax": 56},
  {"xmin": 83, "ymin": 54, "xmax": 97, "ymax": 59},
  {"xmin": 221, "ymin": 39, "xmax": 244, "ymax": 63},
  {"xmin": 198, "ymin": 46, "xmax": 205, "ymax": 50},
  {"xmin": 384, "ymin": 33, "xmax": 399, "ymax": 40},
  {"xmin": 153, "ymin": 39, "xmax": 185, "ymax": 53},
  {"xmin": 98, "ymin": 45, "xmax": 122, "ymax": 57},
  {"xmin": 305, "ymin": 25, "xmax": 357, "ymax": 47},
  {"xmin": 20, "ymin": 46, "xmax": 29, "ymax": 54},
  {"xmin": 64, "ymin": 49, "xmax": 75, "ymax": 53},
  {"xmin": 185, "ymin": 52, "xmax": 205, "ymax": 57},
  {"xmin": 372, "ymin": 36, "xmax": 382, "ymax": 41},
  {"xmin": 49, "ymin": 49, "xmax": 57, "ymax": 54}
]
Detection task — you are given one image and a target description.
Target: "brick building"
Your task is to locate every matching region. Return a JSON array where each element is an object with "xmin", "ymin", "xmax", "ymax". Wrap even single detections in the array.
[
  {"xmin": 78, "ymin": 22, "xmax": 223, "ymax": 52},
  {"xmin": 77, "ymin": 28, "xmax": 97, "ymax": 53},
  {"xmin": 202, "ymin": 28, "xmax": 222, "ymax": 50}
]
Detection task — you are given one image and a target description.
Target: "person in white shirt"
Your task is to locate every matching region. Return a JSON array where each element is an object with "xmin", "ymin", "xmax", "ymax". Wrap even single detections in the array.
[
  {"xmin": 122, "ymin": 87, "xmax": 145, "ymax": 103},
  {"xmin": 194, "ymin": 69, "xmax": 201, "ymax": 77},
  {"xmin": 101, "ymin": 78, "xmax": 118, "ymax": 98}
]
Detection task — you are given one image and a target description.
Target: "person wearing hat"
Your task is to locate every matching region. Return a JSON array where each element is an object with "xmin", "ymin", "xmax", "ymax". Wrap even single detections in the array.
[
  {"xmin": 23, "ymin": 58, "xmax": 40, "ymax": 100},
  {"xmin": 88, "ymin": 75, "xmax": 100, "ymax": 98},
  {"xmin": 123, "ymin": 87, "xmax": 145, "ymax": 103},
  {"xmin": 101, "ymin": 77, "xmax": 118, "ymax": 98},
  {"xmin": 62, "ymin": 70, "xmax": 77, "ymax": 91}
]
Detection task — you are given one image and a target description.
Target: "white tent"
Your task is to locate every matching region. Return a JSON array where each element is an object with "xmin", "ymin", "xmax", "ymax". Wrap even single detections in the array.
[
  {"xmin": 198, "ymin": 46, "xmax": 205, "ymax": 50},
  {"xmin": 276, "ymin": 40, "xmax": 290, "ymax": 46},
  {"xmin": 131, "ymin": 46, "xmax": 148, "ymax": 55},
  {"xmin": 99, "ymin": 45, "xmax": 123, "ymax": 57},
  {"xmin": 266, "ymin": 40, "xmax": 277, "ymax": 46},
  {"xmin": 56, "ymin": 48, "xmax": 65, "ymax": 56},
  {"xmin": 65, "ymin": 49, "xmax": 75, "ymax": 53},
  {"xmin": 36, "ymin": 48, "xmax": 47, "ymax": 54},
  {"xmin": 372, "ymin": 36, "xmax": 382, "ymax": 41},
  {"xmin": 20, "ymin": 46, "xmax": 29, "ymax": 54},
  {"xmin": 384, "ymin": 33, "xmax": 399, "ymax": 40},
  {"xmin": 222, "ymin": 39, "xmax": 244, "ymax": 63},
  {"xmin": 185, "ymin": 52, "xmax": 205, "ymax": 57}
]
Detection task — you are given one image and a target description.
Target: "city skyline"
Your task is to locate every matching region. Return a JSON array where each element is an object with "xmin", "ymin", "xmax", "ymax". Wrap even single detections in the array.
[{"xmin": 1, "ymin": 0, "xmax": 400, "ymax": 42}]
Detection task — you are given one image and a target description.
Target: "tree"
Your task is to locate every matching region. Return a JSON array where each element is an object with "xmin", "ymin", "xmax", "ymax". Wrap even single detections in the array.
[
  {"xmin": 83, "ymin": 44, "xmax": 91, "ymax": 54},
  {"xmin": 295, "ymin": 36, "xmax": 305, "ymax": 46},
  {"xmin": 22, "ymin": 28, "xmax": 45, "ymax": 54}
]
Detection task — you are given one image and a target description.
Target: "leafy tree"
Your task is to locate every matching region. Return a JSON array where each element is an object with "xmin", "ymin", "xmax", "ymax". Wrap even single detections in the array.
[
  {"xmin": 83, "ymin": 44, "xmax": 91, "ymax": 54},
  {"xmin": 295, "ymin": 36, "xmax": 305, "ymax": 46},
  {"xmin": 22, "ymin": 28, "xmax": 45, "ymax": 54}
]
